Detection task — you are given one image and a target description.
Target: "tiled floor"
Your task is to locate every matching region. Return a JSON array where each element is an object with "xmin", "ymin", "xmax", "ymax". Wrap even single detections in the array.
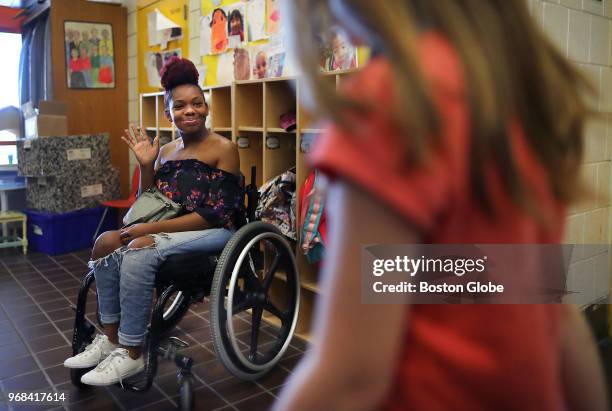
[
  {"xmin": 0, "ymin": 249, "xmax": 307, "ymax": 411},
  {"xmin": 1, "ymin": 249, "xmax": 611, "ymax": 411}
]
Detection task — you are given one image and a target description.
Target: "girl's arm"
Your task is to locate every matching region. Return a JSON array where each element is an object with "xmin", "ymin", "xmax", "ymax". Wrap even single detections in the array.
[
  {"xmin": 560, "ymin": 305, "xmax": 609, "ymax": 411},
  {"xmin": 273, "ymin": 179, "xmax": 419, "ymax": 411}
]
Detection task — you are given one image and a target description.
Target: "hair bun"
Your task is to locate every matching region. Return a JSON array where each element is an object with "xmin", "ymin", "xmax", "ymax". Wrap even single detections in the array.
[{"xmin": 160, "ymin": 56, "xmax": 199, "ymax": 90}]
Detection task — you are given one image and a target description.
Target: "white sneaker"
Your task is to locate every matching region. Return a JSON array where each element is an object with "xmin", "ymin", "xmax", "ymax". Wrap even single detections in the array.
[
  {"xmin": 80, "ymin": 348, "xmax": 145, "ymax": 387},
  {"xmin": 64, "ymin": 334, "xmax": 118, "ymax": 369}
]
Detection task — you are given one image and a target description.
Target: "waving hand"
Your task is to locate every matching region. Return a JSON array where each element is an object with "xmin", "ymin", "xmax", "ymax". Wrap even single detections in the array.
[{"xmin": 121, "ymin": 124, "xmax": 160, "ymax": 167}]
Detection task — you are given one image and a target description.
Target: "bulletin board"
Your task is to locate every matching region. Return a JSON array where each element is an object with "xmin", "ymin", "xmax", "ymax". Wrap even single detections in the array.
[
  {"xmin": 137, "ymin": 0, "xmax": 189, "ymax": 93},
  {"xmin": 198, "ymin": 0, "xmax": 369, "ymax": 87}
]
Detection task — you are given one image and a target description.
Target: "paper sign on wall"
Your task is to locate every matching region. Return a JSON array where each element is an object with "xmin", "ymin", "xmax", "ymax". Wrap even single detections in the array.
[
  {"xmin": 81, "ymin": 184, "xmax": 103, "ymax": 198},
  {"xmin": 199, "ymin": 15, "xmax": 212, "ymax": 56},
  {"xmin": 147, "ymin": 9, "xmax": 182, "ymax": 50},
  {"xmin": 247, "ymin": 0, "xmax": 266, "ymax": 42},
  {"xmin": 66, "ymin": 148, "xmax": 92, "ymax": 161}
]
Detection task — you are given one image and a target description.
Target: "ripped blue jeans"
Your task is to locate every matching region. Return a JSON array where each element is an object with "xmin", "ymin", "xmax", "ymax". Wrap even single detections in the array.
[{"xmin": 89, "ymin": 229, "xmax": 233, "ymax": 346}]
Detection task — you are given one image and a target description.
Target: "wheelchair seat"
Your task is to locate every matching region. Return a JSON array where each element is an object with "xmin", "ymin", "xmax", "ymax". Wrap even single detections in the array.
[{"xmin": 156, "ymin": 251, "xmax": 219, "ymax": 290}]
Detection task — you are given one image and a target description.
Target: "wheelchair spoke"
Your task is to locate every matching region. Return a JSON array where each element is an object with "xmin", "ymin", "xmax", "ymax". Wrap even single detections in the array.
[
  {"xmin": 232, "ymin": 298, "xmax": 253, "ymax": 315},
  {"xmin": 242, "ymin": 249, "xmax": 264, "ymax": 292},
  {"xmin": 264, "ymin": 301, "xmax": 286, "ymax": 322},
  {"xmin": 262, "ymin": 251, "xmax": 280, "ymax": 291},
  {"xmin": 249, "ymin": 307, "xmax": 264, "ymax": 361}
]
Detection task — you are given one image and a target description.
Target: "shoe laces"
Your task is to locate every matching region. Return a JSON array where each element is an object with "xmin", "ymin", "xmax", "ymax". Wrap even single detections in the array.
[
  {"xmin": 84, "ymin": 334, "xmax": 106, "ymax": 351},
  {"xmin": 83, "ymin": 334, "xmax": 108, "ymax": 364},
  {"xmin": 97, "ymin": 348, "xmax": 129, "ymax": 389}
]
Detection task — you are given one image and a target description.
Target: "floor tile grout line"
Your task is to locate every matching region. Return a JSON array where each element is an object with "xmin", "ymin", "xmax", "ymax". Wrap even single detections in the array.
[
  {"xmin": 61, "ymin": 254, "xmax": 188, "ymax": 410},
  {"xmin": 0, "ymin": 305, "xmax": 68, "ymax": 411},
  {"xmin": 0, "ymin": 259, "xmax": 79, "ymax": 347},
  {"xmin": 3, "ymin": 251, "xmax": 300, "ymax": 410}
]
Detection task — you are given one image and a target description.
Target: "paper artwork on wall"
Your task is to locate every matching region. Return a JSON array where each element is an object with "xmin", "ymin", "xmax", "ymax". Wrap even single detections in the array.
[
  {"xmin": 196, "ymin": 65, "xmax": 208, "ymax": 88},
  {"xmin": 233, "ymin": 48, "xmax": 250, "ymax": 81},
  {"xmin": 266, "ymin": 0, "xmax": 280, "ymax": 35},
  {"xmin": 267, "ymin": 50, "xmax": 285, "ymax": 78},
  {"xmin": 147, "ymin": 9, "xmax": 182, "ymax": 50},
  {"xmin": 210, "ymin": 7, "xmax": 229, "ymax": 54},
  {"xmin": 247, "ymin": 0, "xmax": 266, "ymax": 41},
  {"xmin": 199, "ymin": 15, "xmax": 212, "ymax": 56},
  {"xmin": 319, "ymin": 26, "xmax": 358, "ymax": 72},
  {"xmin": 227, "ymin": 3, "xmax": 246, "ymax": 48},
  {"xmin": 64, "ymin": 21, "xmax": 115, "ymax": 88},
  {"xmin": 145, "ymin": 48, "xmax": 182, "ymax": 88},
  {"xmin": 217, "ymin": 52, "xmax": 234, "ymax": 85},
  {"xmin": 250, "ymin": 44, "xmax": 268, "ymax": 79}
]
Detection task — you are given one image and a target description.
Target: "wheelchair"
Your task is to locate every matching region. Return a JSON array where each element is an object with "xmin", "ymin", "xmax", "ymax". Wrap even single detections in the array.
[{"xmin": 69, "ymin": 167, "xmax": 301, "ymax": 410}]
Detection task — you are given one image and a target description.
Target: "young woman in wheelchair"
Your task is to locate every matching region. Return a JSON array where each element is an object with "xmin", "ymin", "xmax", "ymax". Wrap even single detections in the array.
[{"xmin": 63, "ymin": 56, "xmax": 245, "ymax": 386}]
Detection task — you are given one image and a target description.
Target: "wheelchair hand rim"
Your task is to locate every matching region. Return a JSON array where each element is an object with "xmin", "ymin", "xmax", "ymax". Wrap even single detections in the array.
[
  {"xmin": 163, "ymin": 290, "xmax": 184, "ymax": 319},
  {"xmin": 227, "ymin": 231, "xmax": 300, "ymax": 372}
]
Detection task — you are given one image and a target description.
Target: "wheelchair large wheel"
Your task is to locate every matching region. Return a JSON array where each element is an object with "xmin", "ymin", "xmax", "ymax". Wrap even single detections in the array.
[{"xmin": 210, "ymin": 222, "xmax": 299, "ymax": 380}]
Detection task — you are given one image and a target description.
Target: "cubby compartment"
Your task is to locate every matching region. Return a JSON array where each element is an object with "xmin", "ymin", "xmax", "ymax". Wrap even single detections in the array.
[
  {"xmin": 265, "ymin": 79, "xmax": 297, "ymax": 132},
  {"xmin": 158, "ymin": 129, "xmax": 174, "ymax": 146},
  {"xmin": 295, "ymin": 252, "xmax": 319, "ymax": 292},
  {"xmin": 140, "ymin": 94, "xmax": 157, "ymax": 129},
  {"xmin": 295, "ymin": 132, "xmax": 319, "ymax": 213},
  {"xmin": 209, "ymin": 86, "xmax": 232, "ymax": 130},
  {"xmin": 297, "ymin": 76, "xmax": 335, "ymax": 132},
  {"xmin": 156, "ymin": 95, "xmax": 172, "ymax": 129},
  {"xmin": 235, "ymin": 82, "xmax": 263, "ymax": 130},
  {"xmin": 216, "ymin": 130, "xmax": 232, "ymax": 140},
  {"xmin": 263, "ymin": 132, "xmax": 296, "ymax": 182},
  {"xmin": 295, "ymin": 289, "xmax": 316, "ymax": 340},
  {"xmin": 236, "ymin": 131, "xmax": 263, "ymax": 187}
]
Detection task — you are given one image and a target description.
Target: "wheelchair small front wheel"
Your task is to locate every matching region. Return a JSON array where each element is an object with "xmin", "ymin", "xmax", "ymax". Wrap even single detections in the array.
[
  {"xmin": 178, "ymin": 377, "xmax": 194, "ymax": 411},
  {"xmin": 210, "ymin": 222, "xmax": 300, "ymax": 380}
]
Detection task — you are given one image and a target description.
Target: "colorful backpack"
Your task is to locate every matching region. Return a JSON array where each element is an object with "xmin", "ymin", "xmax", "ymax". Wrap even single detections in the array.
[
  {"xmin": 299, "ymin": 169, "xmax": 327, "ymax": 264},
  {"xmin": 255, "ymin": 168, "xmax": 297, "ymax": 240}
]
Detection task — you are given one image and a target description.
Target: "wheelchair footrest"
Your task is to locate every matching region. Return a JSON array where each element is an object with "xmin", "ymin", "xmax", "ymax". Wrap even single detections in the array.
[{"xmin": 157, "ymin": 337, "xmax": 190, "ymax": 360}]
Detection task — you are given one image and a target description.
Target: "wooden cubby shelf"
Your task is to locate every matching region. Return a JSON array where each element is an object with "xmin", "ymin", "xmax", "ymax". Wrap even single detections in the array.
[{"xmin": 140, "ymin": 70, "xmax": 356, "ymax": 342}]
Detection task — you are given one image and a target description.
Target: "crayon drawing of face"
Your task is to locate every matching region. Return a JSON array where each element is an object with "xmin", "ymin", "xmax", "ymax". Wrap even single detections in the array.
[
  {"xmin": 210, "ymin": 8, "xmax": 228, "ymax": 53},
  {"xmin": 254, "ymin": 51, "xmax": 267, "ymax": 79},
  {"xmin": 229, "ymin": 10, "xmax": 243, "ymax": 36},
  {"xmin": 234, "ymin": 48, "xmax": 250, "ymax": 80}
]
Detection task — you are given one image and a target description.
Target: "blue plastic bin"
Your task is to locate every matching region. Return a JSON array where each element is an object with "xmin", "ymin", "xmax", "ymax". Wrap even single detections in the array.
[{"xmin": 24, "ymin": 207, "xmax": 117, "ymax": 256}]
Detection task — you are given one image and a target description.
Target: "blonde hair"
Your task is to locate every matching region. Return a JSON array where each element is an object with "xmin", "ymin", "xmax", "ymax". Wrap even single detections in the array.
[{"xmin": 287, "ymin": 0, "xmax": 592, "ymax": 216}]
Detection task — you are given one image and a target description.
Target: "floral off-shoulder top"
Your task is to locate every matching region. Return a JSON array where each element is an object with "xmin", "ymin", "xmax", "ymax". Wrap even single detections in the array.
[{"xmin": 155, "ymin": 159, "xmax": 246, "ymax": 230}]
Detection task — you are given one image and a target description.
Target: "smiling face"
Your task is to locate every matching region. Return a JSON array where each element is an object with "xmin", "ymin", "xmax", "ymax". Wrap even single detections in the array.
[
  {"xmin": 332, "ymin": 35, "xmax": 349, "ymax": 65},
  {"xmin": 212, "ymin": 9, "xmax": 227, "ymax": 25},
  {"xmin": 230, "ymin": 16, "xmax": 242, "ymax": 35},
  {"xmin": 254, "ymin": 52, "xmax": 267, "ymax": 78},
  {"xmin": 166, "ymin": 84, "xmax": 208, "ymax": 135}
]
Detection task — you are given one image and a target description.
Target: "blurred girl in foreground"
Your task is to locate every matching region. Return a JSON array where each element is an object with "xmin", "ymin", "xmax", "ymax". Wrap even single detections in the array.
[{"xmin": 274, "ymin": 1, "xmax": 609, "ymax": 410}]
